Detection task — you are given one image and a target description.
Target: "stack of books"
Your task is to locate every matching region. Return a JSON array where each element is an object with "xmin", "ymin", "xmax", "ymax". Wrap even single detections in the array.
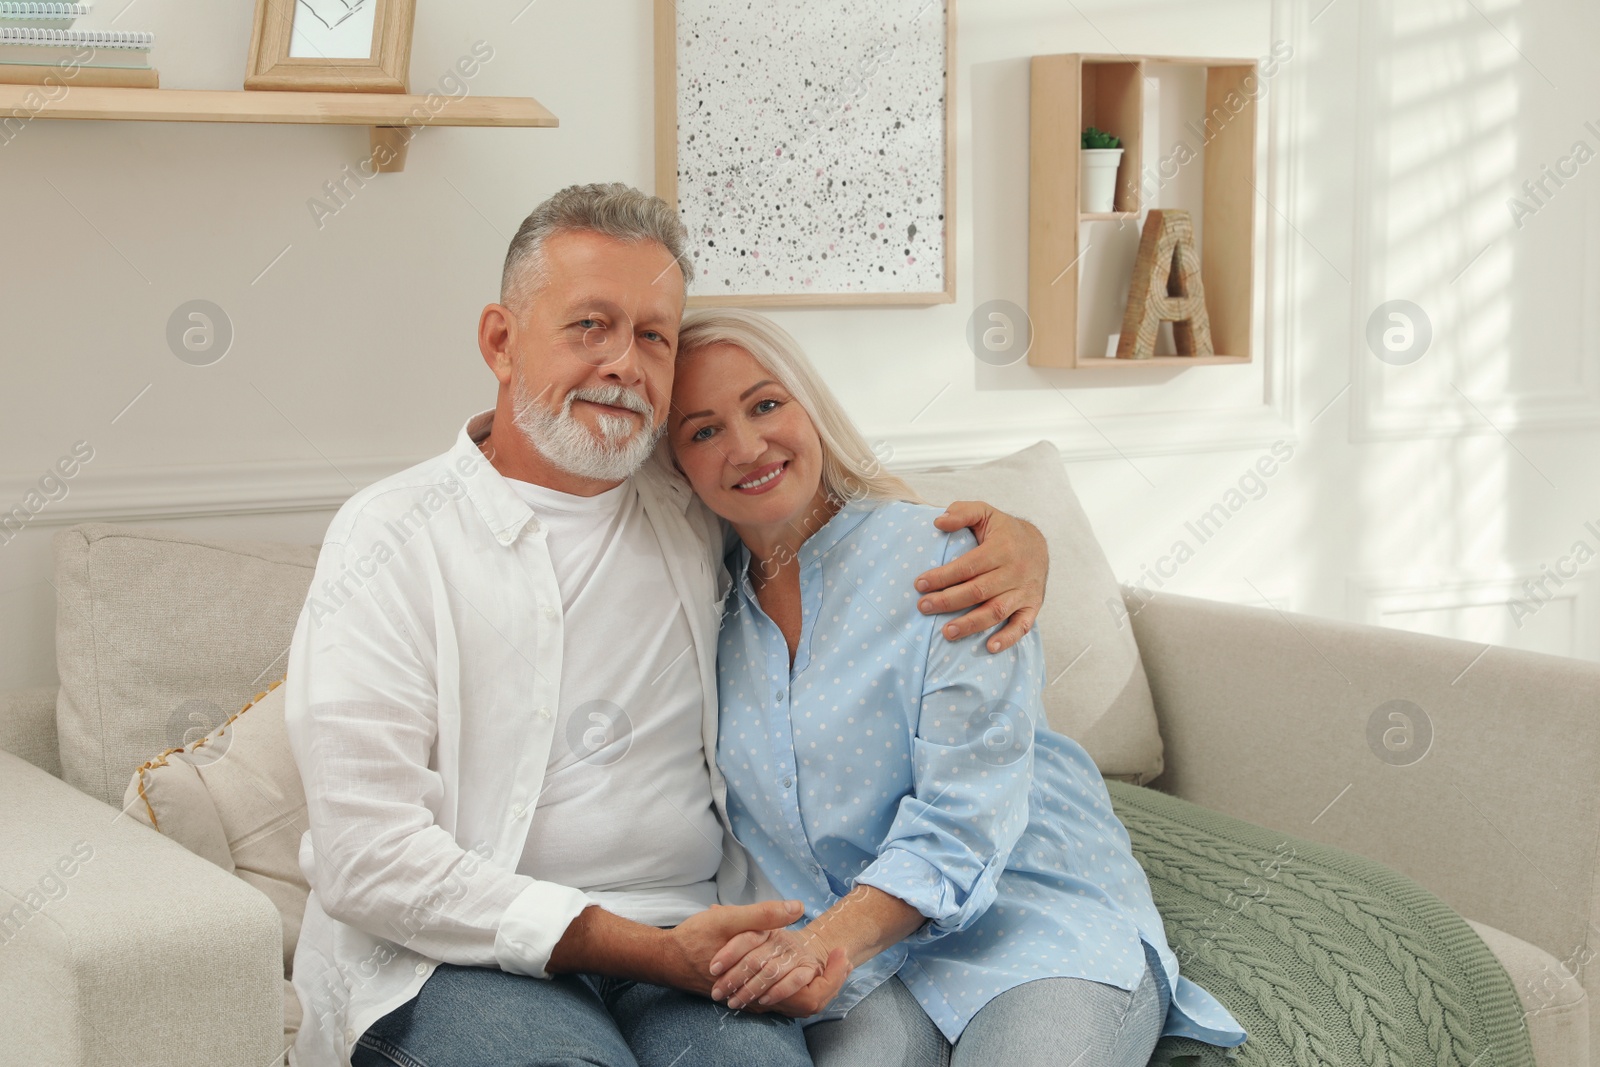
[{"xmin": 0, "ymin": 3, "xmax": 158, "ymax": 88}]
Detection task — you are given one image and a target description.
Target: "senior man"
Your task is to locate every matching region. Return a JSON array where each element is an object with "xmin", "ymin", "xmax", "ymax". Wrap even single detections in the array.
[{"xmin": 284, "ymin": 183, "xmax": 1050, "ymax": 1067}]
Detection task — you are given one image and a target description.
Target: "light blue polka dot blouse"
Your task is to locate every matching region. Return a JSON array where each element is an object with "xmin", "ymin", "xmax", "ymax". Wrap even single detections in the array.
[{"xmin": 716, "ymin": 498, "xmax": 1248, "ymax": 1047}]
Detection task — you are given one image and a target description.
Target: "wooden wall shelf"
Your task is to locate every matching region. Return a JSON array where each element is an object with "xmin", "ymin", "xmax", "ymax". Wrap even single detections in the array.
[
  {"xmin": 1028, "ymin": 53, "xmax": 1258, "ymax": 368},
  {"xmin": 0, "ymin": 86, "xmax": 558, "ymax": 172}
]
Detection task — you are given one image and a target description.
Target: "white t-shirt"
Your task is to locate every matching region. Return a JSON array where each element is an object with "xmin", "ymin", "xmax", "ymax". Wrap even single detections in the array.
[{"xmin": 505, "ymin": 475, "xmax": 723, "ymax": 927}]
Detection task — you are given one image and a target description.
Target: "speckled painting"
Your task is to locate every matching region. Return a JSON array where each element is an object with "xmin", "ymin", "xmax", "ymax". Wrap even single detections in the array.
[{"xmin": 662, "ymin": 0, "xmax": 952, "ymax": 304}]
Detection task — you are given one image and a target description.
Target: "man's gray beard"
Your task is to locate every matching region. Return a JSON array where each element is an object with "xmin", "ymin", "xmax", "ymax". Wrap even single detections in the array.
[{"xmin": 510, "ymin": 373, "xmax": 664, "ymax": 482}]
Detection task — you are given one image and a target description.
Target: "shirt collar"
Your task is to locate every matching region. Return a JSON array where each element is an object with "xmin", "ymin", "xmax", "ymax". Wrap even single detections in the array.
[
  {"xmin": 799, "ymin": 496, "xmax": 876, "ymax": 564},
  {"xmin": 729, "ymin": 497, "xmax": 877, "ymax": 602},
  {"xmin": 641, "ymin": 438, "xmax": 696, "ymax": 514},
  {"xmin": 455, "ymin": 410, "xmax": 539, "ymax": 546}
]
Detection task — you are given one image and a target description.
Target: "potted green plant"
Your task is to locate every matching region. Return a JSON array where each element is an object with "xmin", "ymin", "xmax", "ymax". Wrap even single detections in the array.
[{"xmin": 1080, "ymin": 125, "xmax": 1124, "ymax": 213}]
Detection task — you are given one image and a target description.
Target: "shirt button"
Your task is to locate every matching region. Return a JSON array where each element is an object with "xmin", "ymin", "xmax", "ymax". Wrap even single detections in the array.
[
  {"xmin": 511, "ymin": 803, "xmax": 526, "ymax": 818},
  {"xmin": 543, "ymin": 604, "xmax": 557, "ymax": 620},
  {"xmin": 783, "ymin": 776, "xmax": 794, "ymax": 789},
  {"xmin": 415, "ymin": 962, "xmax": 429, "ymax": 975},
  {"xmin": 344, "ymin": 1028, "xmax": 355, "ymax": 1042},
  {"xmin": 774, "ymin": 690, "xmax": 784, "ymax": 703},
  {"xmin": 538, "ymin": 707, "xmax": 552, "ymax": 721}
]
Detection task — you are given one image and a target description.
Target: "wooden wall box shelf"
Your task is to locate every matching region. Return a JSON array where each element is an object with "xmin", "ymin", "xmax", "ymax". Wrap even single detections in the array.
[
  {"xmin": 0, "ymin": 86, "xmax": 558, "ymax": 172},
  {"xmin": 1028, "ymin": 53, "xmax": 1258, "ymax": 368}
]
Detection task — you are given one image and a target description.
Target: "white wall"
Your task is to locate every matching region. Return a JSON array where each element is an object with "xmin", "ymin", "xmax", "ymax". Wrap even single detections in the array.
[{"xmin": 2, "ymin": 0, "xmax": 1596, "ymax": 693}]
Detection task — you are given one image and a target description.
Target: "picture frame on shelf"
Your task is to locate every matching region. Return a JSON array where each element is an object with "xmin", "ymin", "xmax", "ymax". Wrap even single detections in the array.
[{"xmin": 245, "ymin": 0, "xmax": 415, "ymax": 93}]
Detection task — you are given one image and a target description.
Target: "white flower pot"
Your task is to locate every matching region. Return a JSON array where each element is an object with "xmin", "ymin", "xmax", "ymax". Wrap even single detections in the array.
[{"xmin": 1080, "ymin": 147, "xmax": 1125, "ymax": 214}]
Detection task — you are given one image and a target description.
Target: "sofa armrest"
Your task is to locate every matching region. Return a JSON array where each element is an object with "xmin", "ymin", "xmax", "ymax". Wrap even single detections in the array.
[
  {"xmin": 1, "ymin": 685, "xmax": 62, "ymax": 778},
  {"xmin": 1124, "ymin": 587, "xmax": 1600, "ymax": 1056},
  {"xmin": 0, "ymin": 749, "xmax": 287, "ymax": 1067}
]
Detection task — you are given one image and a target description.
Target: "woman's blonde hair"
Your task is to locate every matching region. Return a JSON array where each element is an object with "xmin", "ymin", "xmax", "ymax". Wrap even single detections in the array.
[{"xmin": 675, "ymin": 308, "xmax": 923, "ymax": 507}]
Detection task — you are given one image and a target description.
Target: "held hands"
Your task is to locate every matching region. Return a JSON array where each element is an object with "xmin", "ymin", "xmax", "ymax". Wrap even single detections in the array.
[
  {"xmin": 915, "ymin": 501, "xmax": 1050, "ymax": 653},
  {"xmin": 695, "ymin": 886, "xmax": 917, "ymax": 1018},
  {"xmin": 708, "ymin": 926, "xmax": 852, "ymax": 1017},
  {"xmin": 663, "ymin": 900, "xmax": 808, "ymax": 998}
]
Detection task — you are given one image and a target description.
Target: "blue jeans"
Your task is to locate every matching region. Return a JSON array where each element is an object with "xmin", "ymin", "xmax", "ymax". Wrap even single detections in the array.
[
  {"xmin": 804, "ymin": 940, "xmax": 1172, "ymax": 1067},
  {"xmin": 350, "ymin": 962, "xmax": 812, "ymax": 1067}
]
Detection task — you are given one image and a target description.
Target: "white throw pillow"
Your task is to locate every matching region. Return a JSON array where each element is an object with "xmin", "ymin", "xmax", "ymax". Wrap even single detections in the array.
[
  {"xmin": 123, "ymin": 681, "xmax": 307, "ymax": 1048},
  {"xmin": 901, "ymin": 441, "xmax": 1163, "ymax": 783}
]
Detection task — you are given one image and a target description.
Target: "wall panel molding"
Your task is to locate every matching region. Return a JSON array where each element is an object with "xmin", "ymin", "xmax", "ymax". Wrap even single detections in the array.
[
  {"xmin": 0, "ymin": 456, "xmax": 413, "ymax": 528},
  {"xmin": 1344, "ymin": 567, "xmax": 1597, "ymax": 661},
  {"xmin": 0, "ymin": 398, "xmax": 1300, "ymax": 527}
]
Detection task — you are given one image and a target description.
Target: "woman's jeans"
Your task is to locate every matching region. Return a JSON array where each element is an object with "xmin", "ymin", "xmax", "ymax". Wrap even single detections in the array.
[
  {"xmin": 805, "ymin": 940, "xmax": 1172, "ymax": 1067},
  {"xmin": 349, "ymin": 963, "xmax": 811, "ymax": 1067}
]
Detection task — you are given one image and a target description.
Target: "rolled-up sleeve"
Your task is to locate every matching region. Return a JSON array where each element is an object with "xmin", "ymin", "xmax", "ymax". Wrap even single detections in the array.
[
  {"xmin": 852, "ymin": 528, "xmax": 1045, "ymax": 945},
  {"xmin": 285, "ymin": 524, "xmax": 591, "ymax": 979}
]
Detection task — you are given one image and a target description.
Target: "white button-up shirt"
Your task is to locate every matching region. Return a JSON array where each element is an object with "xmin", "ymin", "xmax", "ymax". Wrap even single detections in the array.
[{"xmin": 284, "ymin": 411, "xmax": 767, "ymax": 1067}]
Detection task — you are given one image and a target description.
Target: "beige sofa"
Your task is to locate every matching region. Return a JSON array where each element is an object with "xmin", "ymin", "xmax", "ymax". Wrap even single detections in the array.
[{"xmin": 1, "ymin": 445, "xmax": 1595, "ymax": 1067}]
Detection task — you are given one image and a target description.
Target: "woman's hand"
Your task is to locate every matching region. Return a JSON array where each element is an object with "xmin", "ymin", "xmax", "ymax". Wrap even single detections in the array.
[
  {"xmin": 915, "ymin": 501, "xmax": 1050, "ymax": 653},
  {"xmin": 709, "ymin": 885, "xmax": 923, "ymax": 1016},
  {"xmin": 709, "ymin": 927, "xmax": 852, "ymax": 1014}
]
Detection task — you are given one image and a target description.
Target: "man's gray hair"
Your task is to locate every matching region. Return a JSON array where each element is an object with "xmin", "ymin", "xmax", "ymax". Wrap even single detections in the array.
[{"xmin": 500, "ymin": 183, "xmax": 694, "ymax": 311}]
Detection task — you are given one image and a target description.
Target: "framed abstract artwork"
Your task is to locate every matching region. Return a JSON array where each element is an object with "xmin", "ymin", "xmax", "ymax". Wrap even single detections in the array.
[
  {"xmin": 655, "ymin": 0, "xmax": 955, "ymax": 306},
  {"xmin": 245, "ymin": 0, "xmax": 415, "ymax": 93}
]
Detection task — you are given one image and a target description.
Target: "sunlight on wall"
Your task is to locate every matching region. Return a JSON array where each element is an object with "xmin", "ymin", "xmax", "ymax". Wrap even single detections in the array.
[{"xmin": 1353, "ymin": 0, "xmax": 1529, "ymax": 653}]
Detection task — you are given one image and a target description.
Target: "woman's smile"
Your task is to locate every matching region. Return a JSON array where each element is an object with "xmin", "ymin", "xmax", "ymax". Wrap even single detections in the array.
[{"xmin": 732, "ymin": 460, "xmax": 788, "ymax": 494}]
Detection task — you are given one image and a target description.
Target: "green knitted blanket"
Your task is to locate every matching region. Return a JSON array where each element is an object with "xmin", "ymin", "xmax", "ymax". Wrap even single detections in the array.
[{"xmin": 1107, "ymin": 782, "xmax": 1536, "ymax": 1067}]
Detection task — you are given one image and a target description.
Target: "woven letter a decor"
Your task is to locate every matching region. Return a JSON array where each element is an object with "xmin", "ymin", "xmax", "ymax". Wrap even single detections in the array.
[{"xmin": 1116, "ymin": 209, "xmax": 1213, "ymax": 359}]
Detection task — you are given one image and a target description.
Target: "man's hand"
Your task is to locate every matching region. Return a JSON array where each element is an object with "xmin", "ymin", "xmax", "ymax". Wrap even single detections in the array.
[
  {"xmin": 659, "ymin": 900, "xmax": 805, "ymax": 998},
  {"xmin": 708, "ymin": 927, "xmax": 851, "ymax": 1014},
  {"xmin": 915, "ymin": 501, "xmax": 1049, "ymax": 653}
]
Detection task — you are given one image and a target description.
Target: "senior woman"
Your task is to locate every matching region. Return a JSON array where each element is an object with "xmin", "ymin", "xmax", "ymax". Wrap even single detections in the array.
[{"xmin": 663, "ymin": 309, "xmax": 1248, "ymax": 1067}]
